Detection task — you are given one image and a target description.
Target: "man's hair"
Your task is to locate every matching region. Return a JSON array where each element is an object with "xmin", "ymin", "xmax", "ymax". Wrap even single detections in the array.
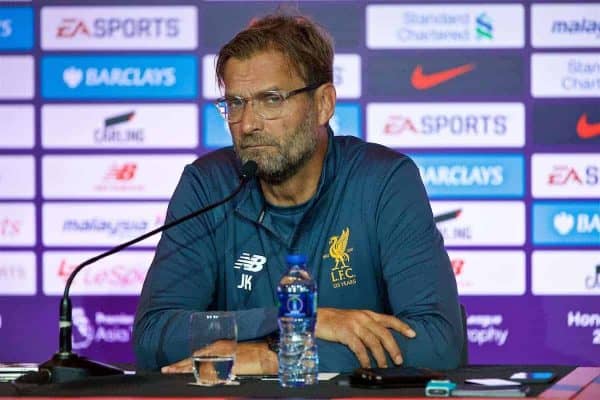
[{"xmin": 216, "ymin": 13, "xmax": 334, "ymax": 88}]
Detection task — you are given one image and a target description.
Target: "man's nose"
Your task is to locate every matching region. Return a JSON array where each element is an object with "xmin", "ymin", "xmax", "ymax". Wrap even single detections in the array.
[{"xmin": 240, "ymin": 100, "xmax": 263, "ymax": 134}]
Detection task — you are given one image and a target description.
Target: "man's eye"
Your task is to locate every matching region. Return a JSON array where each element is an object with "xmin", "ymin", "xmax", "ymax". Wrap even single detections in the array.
[
  {"xmin": 227, "ymin": 98, "xmax": 244, "ymax": 109},
  {"xmin": 260, "ymin": 93, "xmax": 284, "ymax": 106}
]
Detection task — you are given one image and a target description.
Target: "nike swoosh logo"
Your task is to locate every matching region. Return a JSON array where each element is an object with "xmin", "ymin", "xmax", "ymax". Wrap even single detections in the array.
[
  {"xmin": 576, "ymin": 113, "xmax": 600, "ymax": 139},
  {"xmin": 411, "ymin": 63, "xmax": 476, "ymax": 90}
]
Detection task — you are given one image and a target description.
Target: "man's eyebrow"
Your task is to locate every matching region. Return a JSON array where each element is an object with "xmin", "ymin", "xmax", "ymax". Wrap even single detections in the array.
[{"xmin": 224, "ymin": 86, "xmax": 283, "ymax": 97}]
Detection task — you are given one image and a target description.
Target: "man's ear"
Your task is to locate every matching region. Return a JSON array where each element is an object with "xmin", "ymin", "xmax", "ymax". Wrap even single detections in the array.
[{"xmin": 315, "ymin": 82, "xmax": 336, "ymax": 127}]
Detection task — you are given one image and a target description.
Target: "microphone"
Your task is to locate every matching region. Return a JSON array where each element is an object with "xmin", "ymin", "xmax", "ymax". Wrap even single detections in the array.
[{"xmin": 21, "ymin": 161, "xmax": 257, "ymax": 384}]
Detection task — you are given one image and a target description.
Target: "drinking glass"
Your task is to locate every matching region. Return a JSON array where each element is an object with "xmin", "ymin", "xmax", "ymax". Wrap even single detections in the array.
[{"xmin": 189, "ymin": 312, "xmax": 237, "ymax": 386}]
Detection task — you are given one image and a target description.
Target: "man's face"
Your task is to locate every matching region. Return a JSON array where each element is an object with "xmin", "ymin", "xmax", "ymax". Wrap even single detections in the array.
[{"xmin": 222, "ymin": 51, "xmax": 318, "ymax": 184}]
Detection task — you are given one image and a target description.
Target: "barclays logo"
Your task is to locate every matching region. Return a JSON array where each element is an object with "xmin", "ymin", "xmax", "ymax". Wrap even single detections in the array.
[
  {"xmin": 0, "ymin": 8, "xmax": 33, "ymax": 50},
  {"xmin": 533, "ymin": 202, "xmax": 600, "ymax": 246},
  {"xmin": 62, "ymin": 66, "xmax": 176, "ymax": 88},
  {"xmin": 42, "ymin": 55, "xmax": 197, "ymax": 99},
  {"xmin": 411, "ymin": 154, "xmax": 524, "ymax": 198}
]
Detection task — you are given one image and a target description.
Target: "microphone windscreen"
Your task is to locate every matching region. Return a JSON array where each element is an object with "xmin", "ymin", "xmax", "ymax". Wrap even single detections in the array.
[{"xmin": 240, "ymin": 160, "xmax": 258, "ymax": 181}]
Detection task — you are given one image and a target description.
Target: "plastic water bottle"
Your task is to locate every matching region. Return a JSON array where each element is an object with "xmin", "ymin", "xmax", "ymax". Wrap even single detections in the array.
[{"xmin": 277, "ymin": 254, "xmax": 318, "ymax": 387}]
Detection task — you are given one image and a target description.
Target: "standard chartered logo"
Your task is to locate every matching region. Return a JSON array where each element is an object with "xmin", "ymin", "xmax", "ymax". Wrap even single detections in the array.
[
  {"xmin": 475, "ymin": 13, "xmax": 493, "ymax": 40},
  {"xmin": 62, "ymin": 66, "xmax": 176, "ymax": 88}
]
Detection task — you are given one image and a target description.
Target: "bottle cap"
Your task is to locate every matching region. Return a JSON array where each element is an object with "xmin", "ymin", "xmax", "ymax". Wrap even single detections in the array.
[{"xmin": 286, "ymin": 254, "xmax": 307, "ymax": 265}]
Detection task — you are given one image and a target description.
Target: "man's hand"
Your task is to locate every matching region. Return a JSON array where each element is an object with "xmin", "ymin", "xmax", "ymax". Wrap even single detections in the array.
[
  {"xmin": 316, "ymin": 308, "xmax": 416, "ymax": 368},
  {"xmin": 161, "ymin": 342, "xmax": 277, "ymax": 375}
]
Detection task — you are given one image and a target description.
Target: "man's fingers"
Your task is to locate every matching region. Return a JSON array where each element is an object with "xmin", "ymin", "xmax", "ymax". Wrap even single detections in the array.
[
  {"xmin": 346, "ymin": 335, "xmax": 371, "ymax": 368},
  {"xmin": 161, "ymin": 357, "xmax": 192, "ymax": 373},
  {"xmin": 366, "ymin": 322, "xmax": 404, "ymax": 365},
  {"xmin": 367, "ymin": 310, "xmax": 416, "ymax": 338},
  {"xmin": 358, "ymin": 328, "xmax": 388, "ymax": 367}
]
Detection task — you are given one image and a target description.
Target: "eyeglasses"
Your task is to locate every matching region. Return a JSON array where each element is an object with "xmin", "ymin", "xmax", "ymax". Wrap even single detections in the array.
[{"xmin": 214, "ymin": 82, "xmax": 322, "ymax": 123}]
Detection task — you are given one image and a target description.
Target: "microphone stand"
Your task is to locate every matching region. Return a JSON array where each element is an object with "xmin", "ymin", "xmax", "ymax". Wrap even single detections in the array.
[{"xmin": 25, "ymin": 162, "xmax": 257, "ymax": 384}]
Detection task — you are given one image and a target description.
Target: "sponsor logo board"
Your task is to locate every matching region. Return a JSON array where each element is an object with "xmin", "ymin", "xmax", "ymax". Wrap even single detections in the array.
[
  {"xmin": 411, "ymin": 154, "xmax": 524, "ymax": 198},
  {"xmin": 0, "ymin": 105, "xmax": 34, "ymax": 148},
  {"xmin": 0, "ymin": 251, "xmax": 35, "ymax": 295},
  {"xmin": 43, "ymin": 251, "xmax": 153, "ymax": 295},
  {"xmin": 532, "ymin": 4, "xmax": 600, "ymax": 48},
  {"xmin": 42, "ymin": 104, "xmax": 198, "ymax": 148},
  {"xmin": 0, "ymin": 7, "xmax": 33, "ymax": 50},
  {"xmin": 333, "ymin": 54, "xmax": 361, "ymax": 98},
  {"xmin": 532, "ymin": 153, "xmax": 599, "ymax": 198},
  {"xmin": 41, "ymin": 55, "xmax": 197, "ymax": 99},
  {"xmin": 532, "ymin": 53, "xmax": 600, "ymax": 98},
  {"xmin": 0, "ymin": 156, "xmax": 35, "ymax": 199},
  {"xmin": 41, "ymin": 6, "xmax": 197, "ymax": 50},
  {"xmin": 367, "ymin": 4, "xmax": 524, "ymax": 49},
  {"xmin": 532, "ymin": 251, "xmax": 600, "ymax": 295},
  {"xmin": 449, "ymin": 250, "xmax": 525, "ymax": 295},
  {"xmin": 0, "ymin": 203, "xmax": 35, "ymax": 246},
  {"xmin": 431, "ymin": 201, "xmax": 525, "ymax": 246},
  {"xmin": 43, "ymin": 202, "xmax": 167, "ymax": 247},
  {"xmin": 0, "ymin": 55, "xmax": 34, "ymax": 99},
  {"xmin": 532, "ymin": 103, "xmax": 600, "ymax": 145},
  {"xmin": 533, "ymin": 201, "xmax": 600, "ymax": 246},
  {"xmin": 367, "ymin": 53, "xmax": 524, "ymax": 97},
  {"xmin": 42, "ymin": 154, "xmax": 194, "ymax": 199},
  {"xmin": 367, "ymin": 103, "xmax": 524, "ymax": 147}
]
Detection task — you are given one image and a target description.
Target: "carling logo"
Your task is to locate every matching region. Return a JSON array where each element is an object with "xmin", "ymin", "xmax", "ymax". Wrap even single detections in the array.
[
  {"xmin": 532, "ymin": 153, "xmax": 599, "ymax": 198},
  {"xmin": 367, "ymin": 103, "xmax": 524, "ymax": 148},
  {"xmin": 533, "ymin": 202, "xmax": 600, "ymax": 246},
  {"xmin": 532, "ymin": 251, "xmax": 600, "ymax": 295},
  {"xmin": 42, "ymin": 6, "xmax": 197, "ymax": 50},
  {"xmin": 467, "ymin": 314, "xmax": 509, "ymax": 346},
  {"xmin": 43, "ymin": 202, "xmax": 167, "ymax": 247},
  {"xmin": 532, "ymin": 53, "xmax": 600, "ymax": 98},
  {"xmin": 411, "ymin": 154, "xmax": 524, "ymax": 198},
  {"xmin": 41, "ymin": 104, "xmax": 198, "ymax": 149},
  {"xmin": 431, "ymin": 201, "xmax": 525, "ymax": 246},
  {"xmin": 366, "ymin": 4, "xmax": 523, "ymax": 49},
  {"xmin": 41, "ymin": 55, "xmax": 197, "ymax": 99},
  {"xmin": 0, "ymin": 7, "xmax": 33, "ymax": 50},
  {"xmin": 532, "ymin": 4, "xmax": 600, "ymax": 48},
  {"xmin": 43, "ymin": 251, "xmax": 153, "ymax": 295}
]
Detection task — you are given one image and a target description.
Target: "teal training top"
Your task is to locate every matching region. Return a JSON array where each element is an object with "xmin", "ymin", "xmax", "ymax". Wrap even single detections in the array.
[{"xmin": 133, "ymin": 130, "xmax": 464, "ymax": 372}]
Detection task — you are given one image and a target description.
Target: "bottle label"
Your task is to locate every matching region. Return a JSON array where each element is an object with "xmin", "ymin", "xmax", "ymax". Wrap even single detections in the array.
[{"xmin": 278, "ymin": 292, "xmax": 316, "ymax": 318}]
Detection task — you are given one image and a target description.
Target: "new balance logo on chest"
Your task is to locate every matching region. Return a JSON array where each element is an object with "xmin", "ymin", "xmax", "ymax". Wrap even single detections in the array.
[{"xmin": 234, "ymin": 252, "xmax": 267, "ymax": 291}]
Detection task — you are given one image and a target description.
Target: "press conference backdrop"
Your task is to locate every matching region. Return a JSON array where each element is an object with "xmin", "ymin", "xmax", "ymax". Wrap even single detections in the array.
[{"xmin": 0, "ymin": 0, "xmax": 599, "ymax": 366}]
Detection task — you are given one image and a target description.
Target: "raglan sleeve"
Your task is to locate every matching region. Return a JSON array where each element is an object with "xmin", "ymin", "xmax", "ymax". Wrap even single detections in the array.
[
  {"xmin": 133, "ymin": 165, "xmax": 277, "ymax": 371},
  {"xmin": 376, "ymin": 156, "xmax": 464, "ymax": 369}
]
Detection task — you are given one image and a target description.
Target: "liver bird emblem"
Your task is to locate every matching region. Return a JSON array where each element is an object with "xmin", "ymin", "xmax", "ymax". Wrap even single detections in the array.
[{"xmin": 329, "ymin": 227, "xmax": 350, "ymax": 270}]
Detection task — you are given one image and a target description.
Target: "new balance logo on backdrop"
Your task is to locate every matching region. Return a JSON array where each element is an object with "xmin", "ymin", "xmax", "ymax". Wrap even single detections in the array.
[
  {"xmin": 42, "ymin": 55, "xmax": 197, "ymax": 99},
  {"xmin": 42, "ymin": 6, "xmax": 197, "ymax": 50}
]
